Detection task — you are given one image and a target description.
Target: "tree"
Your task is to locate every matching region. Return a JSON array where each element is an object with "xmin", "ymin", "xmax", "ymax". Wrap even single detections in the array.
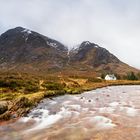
[
  {"xmin": 126, "ymin": 72, "xmax": 138, "ymax": 80},
  {"xmin": 101, "ymin": 73, "xmax": 105, "ymax": 79}
]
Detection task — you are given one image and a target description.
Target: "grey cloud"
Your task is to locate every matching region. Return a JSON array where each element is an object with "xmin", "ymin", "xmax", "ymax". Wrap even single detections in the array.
[{"xmin": 0, "ymin": 0, "xmax": 140, "ymax": 68}]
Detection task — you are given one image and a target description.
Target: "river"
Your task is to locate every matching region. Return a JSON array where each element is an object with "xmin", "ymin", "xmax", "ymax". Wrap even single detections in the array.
[{"xmin": 0, "ymin": 86, "xmax": 140, "ymax": 140}]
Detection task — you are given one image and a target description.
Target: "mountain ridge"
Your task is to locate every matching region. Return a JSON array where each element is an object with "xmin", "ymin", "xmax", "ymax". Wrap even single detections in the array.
[{"xmin": 0, "ymin": 27, "xmax": 139, "ymax": 76}]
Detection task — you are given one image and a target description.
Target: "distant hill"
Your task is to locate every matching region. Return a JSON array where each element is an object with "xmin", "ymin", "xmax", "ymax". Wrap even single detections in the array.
[{"xmin": 0, "ymin": 27, "xmax": 139, "ymax": 76}]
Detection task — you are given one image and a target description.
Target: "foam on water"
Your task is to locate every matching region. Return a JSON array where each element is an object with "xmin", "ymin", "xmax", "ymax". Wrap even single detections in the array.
[
  {"xmin": 19, "ymin": 117, "xmax": 31, "ymax": 123},
  {"xmin": 22, "ymin": 104, "xmax": 81, "ymax": 132},
  {"xmin": 99, "ymin": 107, "xmax": 115, "ymax": 114},
  {"xmin": 27, "ymin": 114, "xmax": 62, "ymax": 131},
  {"xmin": 62, "ymin": 101, "xmax": 71, "ymax": 105},
  {"xmin": 65, "ymin": 104, "xmax": 81, "ymax": 111},
  {"xmin": 109, "ymin": 102, "xmax": 119, "ymax": 107},
  {"xmin": 49, "ymin": 101, "xmax": 57, "ymax": 105},
  {"xmin": 91, "ymin": 116, "xmax": 116, "ymax": 129},
  {"xmin": 126, "ymin": 107, "xmax": 138, "ymax": 117}
]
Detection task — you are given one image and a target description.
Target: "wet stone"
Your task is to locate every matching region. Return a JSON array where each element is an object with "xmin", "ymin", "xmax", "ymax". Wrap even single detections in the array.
[
  {"xmin": 96, "ymin": 98, "xmax": 99, "ymax": 101},
  {"xmin": 88, "ymin": 100, "xmax": 92, "ymax": 102},
  {"xmin": 80, "ymin": 97, "xmax": 84, "ymax": 99}
]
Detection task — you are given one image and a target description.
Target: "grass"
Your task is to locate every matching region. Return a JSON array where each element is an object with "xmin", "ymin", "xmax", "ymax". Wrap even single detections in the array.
[{"xmin": 0, "ymin": 72, "xmax": 140, "ymax": 121}]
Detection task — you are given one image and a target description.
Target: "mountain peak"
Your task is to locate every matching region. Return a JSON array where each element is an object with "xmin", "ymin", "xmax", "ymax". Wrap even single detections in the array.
[
  {"xmin": 14, "ymin": 26, "xmax": 25, "ymax": 30},
  {"xmin": 82, "ymin": 41, "xmax": 91, "ymax": 45},
  {"xmin": 6, "ymin": 27, "xmax": 27, "ymax": 33},
  {"xmin": 0, "ymin": 27, "xmax": 31, "ymax": 39},
  {"xmin": 13, "ymin": 27, "xmax": 32, "ymax": 34},
  {"xmin": 80, "ymin": 41, "xmax": 98, "ymax": 48}
]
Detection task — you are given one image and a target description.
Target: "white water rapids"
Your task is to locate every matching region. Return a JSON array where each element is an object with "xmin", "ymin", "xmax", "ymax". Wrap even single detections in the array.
[{"xmin": 0, "ymin": 86, "xmax": 140, "ymax": 140}]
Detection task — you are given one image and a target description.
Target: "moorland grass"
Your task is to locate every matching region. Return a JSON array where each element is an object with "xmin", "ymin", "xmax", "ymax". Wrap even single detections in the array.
[{"xmin": 0, "ymin": 73, "xmax": 140, "ymax": 121}]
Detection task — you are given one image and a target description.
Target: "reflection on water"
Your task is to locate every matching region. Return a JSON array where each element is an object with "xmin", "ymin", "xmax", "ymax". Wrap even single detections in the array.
[{"xmin": 0, "ymin": 86, "xmax": 140, "ymax": 140}]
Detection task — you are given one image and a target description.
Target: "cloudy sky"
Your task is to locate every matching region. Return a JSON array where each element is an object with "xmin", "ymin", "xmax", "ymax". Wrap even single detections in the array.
[{"xmin": 0, "ymin": 0, "xmax": 140, "ymax": 68}]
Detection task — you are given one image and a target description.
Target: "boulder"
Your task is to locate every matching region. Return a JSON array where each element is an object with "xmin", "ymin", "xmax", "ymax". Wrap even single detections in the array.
[{"xmin": 0, "ymin": 101, "xmax": 8, "ymax": 114}]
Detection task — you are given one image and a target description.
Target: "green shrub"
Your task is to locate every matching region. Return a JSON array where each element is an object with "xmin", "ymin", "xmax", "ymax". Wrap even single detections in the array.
[
  {"xmin": 0, "ymin": 80, "xmax": 23, "ymax": 91},
  {"xmin": 44, "ymin": 89, "xmax": 66, "ymax": 97},
  {"xmin": 43, "ymin": 82, "xmax": 64, "ymax": 90},
  {"xmin": 24, "ymin": 85, "xmax": 39, "ymax": 93},
  {"xmin": 126, "ymin": 72, "xmax": 138, "ymax": 80},
  {"xmin": 0, "ymin": 75, "xmax": 40, "ymax": 92},
  {"xmin": 64, "ymin": 88, "xmax": 72, "ymax": 94},
  {"xmin": 71, "ymin": 89, "xmax": 82, "ymax": 94},
  {"xmin": 44, "ymin": 90, "xmax": 56, "ymax": 97}
]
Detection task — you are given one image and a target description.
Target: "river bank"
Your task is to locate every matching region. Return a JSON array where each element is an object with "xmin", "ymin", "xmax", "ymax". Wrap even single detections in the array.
[{"xmin": 0, "ymin": 78, "xmax": 140, "ymax": 122}]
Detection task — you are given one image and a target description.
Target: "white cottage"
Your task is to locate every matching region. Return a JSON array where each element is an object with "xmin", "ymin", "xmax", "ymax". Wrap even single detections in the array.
[{"xmin": 105, "ymin": 74, "xmax": 117, "ymax": 80}]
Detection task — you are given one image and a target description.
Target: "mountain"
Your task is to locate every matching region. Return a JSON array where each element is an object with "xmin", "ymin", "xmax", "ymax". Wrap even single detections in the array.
[
  {"xmin": 0, "ymin": 27, "xmax": 139, "ymax": 76},
  {"xmin": 0, "ymin": 27, "xmax": 68, "ymax": 73},
  {"xmin": 69, "ymin": 41, "xmax": 120, "ymax": 66},
  {"xmin": 69, "ymin": 41, "xmax": 139, "ymax": 75}
]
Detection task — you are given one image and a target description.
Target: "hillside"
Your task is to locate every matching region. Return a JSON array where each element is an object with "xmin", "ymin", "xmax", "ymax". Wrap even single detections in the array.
[{"xmin": 0, "ymin": 27, "xmax": 139, "ymax": 76}]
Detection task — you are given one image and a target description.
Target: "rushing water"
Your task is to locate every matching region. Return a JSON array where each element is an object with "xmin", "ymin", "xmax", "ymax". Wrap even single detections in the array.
[{"xmin": 0, "ymin": 86, "xmax": 140, "ymax": 140}]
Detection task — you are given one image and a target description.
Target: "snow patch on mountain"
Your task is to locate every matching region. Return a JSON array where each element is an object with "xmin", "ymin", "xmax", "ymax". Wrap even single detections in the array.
[
  {"xmin": 47, "ymin": 41, "xmax": 57, "ymax": 48},
  {"xmin": 22, "ymin": 29, "xmax": 32, "ymax": 34},
  {"xmin": 70, "ymin": 44, "xmax": 80, "ymax": 54},
  {"xmin": 83, "ymin": 41, "xmax": 90, "ymax": 45}
]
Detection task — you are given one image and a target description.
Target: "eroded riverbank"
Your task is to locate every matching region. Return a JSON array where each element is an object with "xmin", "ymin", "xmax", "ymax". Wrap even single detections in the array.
[{"xmin": 0, "ymin": 85, "xmax": 140, "ymax": 140}]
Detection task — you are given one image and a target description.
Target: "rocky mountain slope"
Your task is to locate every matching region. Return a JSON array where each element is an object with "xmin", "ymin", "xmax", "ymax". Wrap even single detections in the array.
[
  {"xmin": 0, "ymin": 27, "xmax": 68, "ymax": 73},
  {"xmin": 69, "ymin": 41, "xmax": 138, "ymax": 75},
  {"xmin": 0, "ymin": 27, "xmax": 139, "ymax": 75}
]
